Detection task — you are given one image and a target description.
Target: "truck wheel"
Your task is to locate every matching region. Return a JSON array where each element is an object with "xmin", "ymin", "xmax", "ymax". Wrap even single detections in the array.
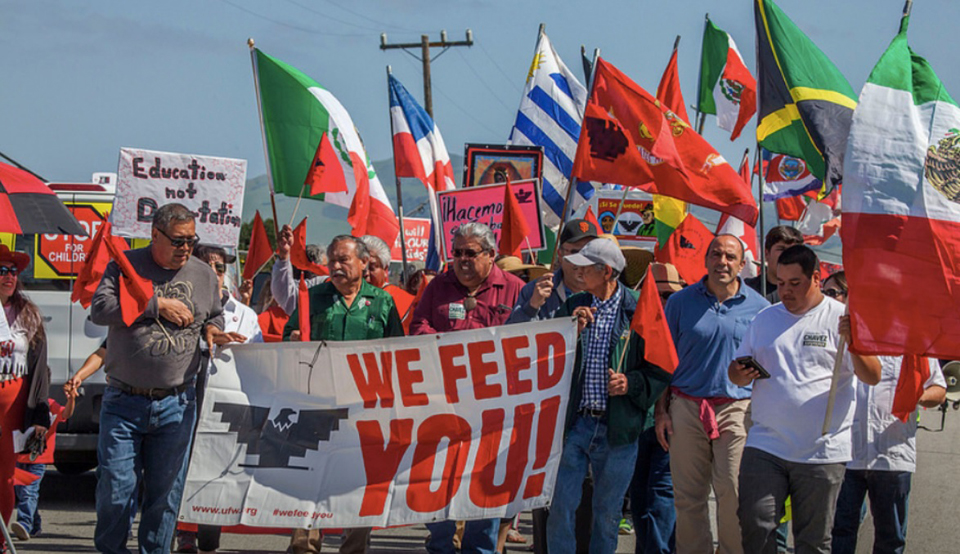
[{"xmin": 55, "ymin": 462, "xmax": 98, "ymax": 475}]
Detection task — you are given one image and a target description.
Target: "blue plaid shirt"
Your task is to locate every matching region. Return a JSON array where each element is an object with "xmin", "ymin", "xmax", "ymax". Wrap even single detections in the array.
[{"xmin": 580, "ymin": 287, "xmax": 623, "ymax": 412}]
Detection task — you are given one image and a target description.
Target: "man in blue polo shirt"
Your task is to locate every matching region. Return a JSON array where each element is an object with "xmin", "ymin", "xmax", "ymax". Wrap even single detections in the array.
[{"xmin": 654, "ymin": 234, "xmax": 768, "ymax": 554}]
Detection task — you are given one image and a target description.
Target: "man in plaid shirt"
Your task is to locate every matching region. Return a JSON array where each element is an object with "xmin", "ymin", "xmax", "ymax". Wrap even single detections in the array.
[{"xmin": 546, "ymin": 239, "xmax": 672, "ymax": 554}]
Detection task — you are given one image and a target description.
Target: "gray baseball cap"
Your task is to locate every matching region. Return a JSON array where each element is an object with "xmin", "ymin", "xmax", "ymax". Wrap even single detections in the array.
[{"xmin": 563, "ymin": 238, "xmax": 625, "ymax": 273}]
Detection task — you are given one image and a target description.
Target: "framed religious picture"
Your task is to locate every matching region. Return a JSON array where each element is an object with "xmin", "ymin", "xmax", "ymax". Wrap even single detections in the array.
[{"xmin": 462, "ymin": 144, "xmax": 543, "ymax": 188}]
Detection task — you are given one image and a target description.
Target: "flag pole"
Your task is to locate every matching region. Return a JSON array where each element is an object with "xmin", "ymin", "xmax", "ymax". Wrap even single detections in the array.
[
  {"xmin": 288, "ymin": 184, "xmax": 307, "ymax": 228},
  {"xmin": 551, "ymin": 47, "xmax": 600, "ymax": 270},
  {"xmin": 248, "ymin": 39, "xmax": 280, "ymax": 237},
  {"xmin": 695, "ymin": 13, "xmax": 709, "ymax": 134},
  {"xmin": 386, "ymin": 66, "xmax": 410, "ymax": 284},
  {"xmin": 757, "ymin": 147, "xmax": 767, "ymax": 296},
  {"xmin": 822, "ymin": 307, "xmax": 850, "ymax": 435}
]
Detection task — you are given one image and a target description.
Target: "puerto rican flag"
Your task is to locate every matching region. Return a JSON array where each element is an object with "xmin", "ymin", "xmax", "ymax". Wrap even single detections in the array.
[{"xmin": 388, "ymin": 74, "xmax": 455, "ymax": 193}]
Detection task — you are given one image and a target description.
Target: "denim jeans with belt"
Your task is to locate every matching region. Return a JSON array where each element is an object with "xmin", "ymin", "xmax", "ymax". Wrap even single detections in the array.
[
  {"xmin": 94, "ymin": 385, "xmax": 197, "ymax": 554},
  {"xmin": 425, "ymin": 519, "xmax": 498, "ymax": 554},
  {"xmin": 831, "ymin": 469, "xmax": 911, "ymax": 554},
  {"xmin": 547, "ymin": 414, "xmax": 639, "ymax": 554}
]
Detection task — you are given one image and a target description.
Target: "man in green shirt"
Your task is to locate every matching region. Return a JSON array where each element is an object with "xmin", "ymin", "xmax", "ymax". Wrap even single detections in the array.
[{"xmin": 282, "ymin": 234, "xmax": 403, "ymax": 554}]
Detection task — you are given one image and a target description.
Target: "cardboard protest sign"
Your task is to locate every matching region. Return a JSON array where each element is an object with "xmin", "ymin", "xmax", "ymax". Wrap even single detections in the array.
[
  {"xmin": 436, "ymin": 179, "xmax": 545, "ymax": 262},
  {"xmin": 112, "ymin": 148, "xmax": 247, "ymax": 247},
  {"xmin": 593, "ymin": 189, "xmax": 657, "ymax": 248},
  {"xmin": 391, "ymin": 217, "xmax": 431, "ymax": 264},
  {"xmin": 33, "ymin": 202, "xmax": 111, "ymax": 279},
  {"xmin": 179, "ymin": 318, "xmax": 576, "ymax": 529}
]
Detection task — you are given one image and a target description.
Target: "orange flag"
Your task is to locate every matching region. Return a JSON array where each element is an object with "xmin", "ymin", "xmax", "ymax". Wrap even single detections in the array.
[
  {"xmin": 71, "ymin": 219, "xmax": 112, "ymax": 308},
  {"xmin": 630, "ymin": 266, "xmax": 679, "ymax": 373},
  {"xmin": 498, "ymin": 179, "xmax": 531, "ymax": 258},
  {"xmin": 242, "ymin": 211, "xmax": 273, "ymax": 280},
  {"xmin": 655, "ymin": 45, "xmax": 690, "ymax": 125},
  {"xmin": 655, "ymin": 214, "xmax": 713, "ymax": 286},
  {"xmin": 304, "ymin": 132, "xmax": 348, "ymax": 196},
  {"xmin": 290, "ymin": 218, "xmax": 329, "ymax": 276},
  {"xmin": 99, "ymin": 223, "xmax": 154, "ymax": 326},
  {"xmin": 584, "ymin": 206, "xmax": 602, "ymax": 233},
  {"xmin": 298, "ymin": 273, "xmax": 310, "ymax": 342},
  {"xmin": 892, "ymin": 355, "xmax": 932, "ymax": 423}
]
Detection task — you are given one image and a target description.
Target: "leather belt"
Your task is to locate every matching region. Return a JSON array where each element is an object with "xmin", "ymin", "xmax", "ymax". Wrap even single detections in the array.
[
  {"xmin": 110, "ymin": 378, "xmax": 193, "ymax": 400},
  {"xmin": 578, "ymin": 407, "xmax": 606, "ymax": 418}
]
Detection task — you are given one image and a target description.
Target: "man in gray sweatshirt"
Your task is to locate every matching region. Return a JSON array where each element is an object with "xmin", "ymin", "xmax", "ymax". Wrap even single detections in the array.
[{"xmin": 90, "ymin": 203, "xmax": 243, "ymax": 554}]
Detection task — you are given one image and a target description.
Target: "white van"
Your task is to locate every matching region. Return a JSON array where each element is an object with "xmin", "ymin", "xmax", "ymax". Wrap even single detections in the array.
[{"xmin": 15, "ymin": 176, "xmax": 126, "ymax": 473}]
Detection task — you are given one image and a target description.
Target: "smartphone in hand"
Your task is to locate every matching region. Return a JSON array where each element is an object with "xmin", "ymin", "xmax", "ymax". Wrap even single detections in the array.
[{"xmin": 736, "ymin": 356, "xmax": 772, "ymax": 379}]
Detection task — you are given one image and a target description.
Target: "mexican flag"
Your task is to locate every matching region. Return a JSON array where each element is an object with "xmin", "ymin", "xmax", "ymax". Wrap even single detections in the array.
[
  {"xmin": 842, "ymin": 12, "xmax": 960, "ymax": 359},
  {"xmin": 253, "ymin": 49, "xmax": 399, "ymax": 246},
  {"xmin": 697, "ymin": 17, "xmax": 756, "ymax": 141}
]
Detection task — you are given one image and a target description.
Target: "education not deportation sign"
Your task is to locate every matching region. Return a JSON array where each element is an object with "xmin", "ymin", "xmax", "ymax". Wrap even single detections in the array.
[
  {"xmin": 111, "ymin": 147, "xmax": 248, "ymax": 247},
  {"xmin": 179, "ymin": 318, "xmax": 576, "ymax": 529}
]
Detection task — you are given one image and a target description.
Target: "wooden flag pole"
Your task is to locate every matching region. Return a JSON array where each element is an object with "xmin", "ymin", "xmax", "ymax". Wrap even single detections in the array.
[
  {"xmin": 248, "ymin": 39, "xmax": 280, "ymax": 237},
  {"xmin": 612, "ymin": 267, "xmax": 649, "ymax": 374},
  {"xmin": 288, "ymin": 183, "xmax": 308, "ymax": 228},
  {"xmin": 386, "ymin": 66, "xmax": 411, "ymax": 284},
  {"xmin": 822, "ymin": 312, "xmax": 849, "ymax": 435}
]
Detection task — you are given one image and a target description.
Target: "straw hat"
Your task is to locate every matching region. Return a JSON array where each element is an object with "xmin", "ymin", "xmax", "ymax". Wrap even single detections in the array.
[
  {"xmin": 650, "ymin": 262, "xmax": 685, "ymax": 293},
  {"xmin": 619, "ymin": 247, "xmax": 654, "ymax": 288},
  {"xmin": 0, "ymin": 244, "xmax": 29, "ymax": 273},
  {"xmin": 495, "ymin": 256, "xmax": 550, "ymax": 281}
]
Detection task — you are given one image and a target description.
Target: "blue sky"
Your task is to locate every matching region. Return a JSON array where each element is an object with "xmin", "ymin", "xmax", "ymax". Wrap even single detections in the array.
[{"xmin": 3, "ymin": 0, "xmax": 957, "ymax": 225}]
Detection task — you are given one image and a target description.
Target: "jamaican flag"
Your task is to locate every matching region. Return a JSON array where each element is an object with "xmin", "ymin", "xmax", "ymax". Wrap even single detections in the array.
[{"xmin": 755, "ymin": 0, "xmax": 857, "ymax": 197}]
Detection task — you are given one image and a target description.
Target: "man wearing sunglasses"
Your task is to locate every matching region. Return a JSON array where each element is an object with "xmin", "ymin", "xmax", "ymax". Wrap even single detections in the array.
[
  {"xmin": 507, "ymin": 218, "xmax": 597, "ymax": 324},
  {"xmin": 410, "ymin": 222, "xmax": 524, "ymax": 554},
  {"xmin": 90, "ymin": 202, "xmax": 246, "ymax": 554}
]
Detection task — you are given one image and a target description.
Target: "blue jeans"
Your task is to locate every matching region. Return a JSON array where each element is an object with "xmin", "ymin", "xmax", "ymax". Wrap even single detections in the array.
[
  {"xmin": 425, "ymin": 519, "xmax": 498, "ymax": 554},
  {"xmin": 94, "ymin": 385, "xmax": 197, "ymax": 554},
  {"xmin": 547, "ymin": 414, "xmax": 639, "ymax": 554},
  {"xmin": 14, "ymin": 462, "xmax": 46, "ymax": 536},
  {"xmin": 832, "ymin": 469, "xmax": 911, "ymax": 554},
  {"xmin": 630, "ymin": 427, "xmax": 675, "ymax": 554}
]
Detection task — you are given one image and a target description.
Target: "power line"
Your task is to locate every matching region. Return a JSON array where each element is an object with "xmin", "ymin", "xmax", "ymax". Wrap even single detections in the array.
[
  {"xmin": 315, "ymin": 0, "xmax": 423, "ymax": 34},
  {"xmin": 477, "ymin": 41, "xmax": 523, "ymax": 96},
  {"xmin": 217, "ymin": 0, "xmax": 377, "ymax": 37},
  {"xmin": 454, "ymin": 49, "xmax": 514, "ymax": 113}
]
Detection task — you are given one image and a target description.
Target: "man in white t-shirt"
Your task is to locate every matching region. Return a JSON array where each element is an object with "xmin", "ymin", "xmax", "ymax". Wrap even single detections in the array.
[{"xmin": 729, "ymin": 245, "xmax": 881, "ymax": 554}]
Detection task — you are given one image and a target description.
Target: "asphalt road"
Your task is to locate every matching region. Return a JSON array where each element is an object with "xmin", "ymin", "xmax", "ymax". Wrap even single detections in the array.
[{"xmin": 10, "ymin": 405, "xmax": 960, "ymax": 553}]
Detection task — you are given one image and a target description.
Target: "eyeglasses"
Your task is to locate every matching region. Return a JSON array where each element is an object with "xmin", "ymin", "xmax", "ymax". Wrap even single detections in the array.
[
  {"xmin": 0, "ymin": 266, "xmax": 18, "ymax": 277},
  {"xmin": 210, "ymin": 262, "xmax": 226, "ymax": 275},
  {"xmin": 452, "ymin": 248, "xmax": 485, "ymax": 259},
  {"xmin": 822, "ymin": 288, "xmax": 846, "ymax": 299},
  {"xmin": 157, "ymin": 227, "xmax": 199, "ymax": 249}
]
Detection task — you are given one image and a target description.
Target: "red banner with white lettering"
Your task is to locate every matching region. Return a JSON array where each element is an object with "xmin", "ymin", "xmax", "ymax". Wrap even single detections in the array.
[{"xmin": 180, "ymin": 318, "xmax": 576, "ymax": 528}]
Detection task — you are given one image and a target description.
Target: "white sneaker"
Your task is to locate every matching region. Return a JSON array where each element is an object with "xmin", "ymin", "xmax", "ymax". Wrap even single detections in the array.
[{"xmin": 9, "ymin": 521, "xmax": 29, "ymax": 541}]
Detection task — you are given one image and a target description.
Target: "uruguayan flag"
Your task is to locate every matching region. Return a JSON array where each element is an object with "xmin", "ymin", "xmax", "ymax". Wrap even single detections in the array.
[{"xmin": 508, "ymin": 31, "xmax": 592, "ymax": 228}]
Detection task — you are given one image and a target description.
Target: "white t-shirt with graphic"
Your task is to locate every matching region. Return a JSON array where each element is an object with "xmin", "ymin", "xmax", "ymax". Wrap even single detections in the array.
[{"xmin": 735, "ymin": 297, "xmax": 856, "ymax": 464}]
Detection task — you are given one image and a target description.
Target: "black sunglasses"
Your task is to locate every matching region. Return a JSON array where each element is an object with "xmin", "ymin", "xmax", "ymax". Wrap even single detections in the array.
[
  {"xmin": 822, "ymin": 288, "xmax": 846, "ymax": 299},
  {"xmin": 0, "ymin": 266, "xmax": 19, "ymax": 277},
  {"xmin": 211, "ymin": 262, "xmax": 226, "ymax": 275},
  {"xmin": 452, "ymin": 248, "xmax": 485, "ymax": 259},
  {"xmin": 157, "ymin": 227, "xmax": 200, "ymax": 249}
]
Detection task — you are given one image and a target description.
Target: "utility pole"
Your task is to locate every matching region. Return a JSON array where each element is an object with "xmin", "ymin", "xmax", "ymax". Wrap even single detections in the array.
[{"xmin": 380, "ymin": 30, "xmax": 474, "ymax": 118}]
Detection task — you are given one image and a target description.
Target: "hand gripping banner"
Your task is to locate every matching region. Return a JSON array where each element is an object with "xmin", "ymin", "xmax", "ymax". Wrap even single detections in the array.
[{"xmin": 179, "ymin": 318, "xmax": 577, "ymax": 529}]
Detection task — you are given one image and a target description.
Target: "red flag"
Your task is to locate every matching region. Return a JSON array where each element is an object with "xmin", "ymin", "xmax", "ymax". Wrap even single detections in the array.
[
  {"xmin": 499, "ymin": 179, "xmax": 531, "ymax": 258},
  {"xmin": 101, "ymin": 225, "xmax": 154, "ymax": 326},
  {"xmin": 656, "ymin": 46, "xmax": 690, "ymax": 125},
  {"xmin": 290, "ymin": 219, "xmax": 329, "ymax": 276},
  {"xmin": 304, "ymin": 132, "xmax": 348, "ymax": 196},
  {"xmin": 14, "ymin": 467, "xmax": 41, "ymax": 486},
  {"xmin": 584, "ymin": 206, "xmax": 602, "ymax": 232},
  {"xmin": 572, "ymin": 58, "xmax": 758, "ymax": 225},
  {"xmin": 777, "ymin": 195, "xmax": 807, "ymax": 221},
  {"xmin": 242, "ymin": 211, "xmax": 273, "ymax": 281},
  {"xmin": 298, "ymin": 273, "xmax": 310, "ymax": 342},
  {"xmin": 892, "ymin": 355, "xmax": 932, "ymax": 423},
  {"xmin": 656, "ymin": 214, "xmax": 712, "ymax": 286},
  {"xmin": 71, "ymin": 219, "xmax": 112, "ymax": 307},
  {"xmin": 630, "ymin": 266, "xmax": 679, "ymax": 373}
]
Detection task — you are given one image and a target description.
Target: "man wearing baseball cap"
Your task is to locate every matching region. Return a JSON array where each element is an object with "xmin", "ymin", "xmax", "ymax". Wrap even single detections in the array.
[
  {"xmin": 546, "ymin": 239, "xmax": 672, "ymax": 554},
  {"xmin": 507, "ymin": 218, "xmax": 597, "ymax": 324}
]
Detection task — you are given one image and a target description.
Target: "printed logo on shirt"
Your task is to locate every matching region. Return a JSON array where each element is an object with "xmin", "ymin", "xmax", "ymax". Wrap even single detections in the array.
[
  {"xmin": 803, "ymin": 333, "xmax": 828, "ymax": 348},
  {"xmin": 448, "ymin": 303, "xmax": 466, "ymax": 321}
]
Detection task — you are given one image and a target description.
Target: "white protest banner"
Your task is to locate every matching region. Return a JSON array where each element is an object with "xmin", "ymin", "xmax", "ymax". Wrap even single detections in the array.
[
  {"xmin": 179, "ymin": 318, "xmax": 576, "ymax": 529},
  {"xmin": 112, "ymin": 148, "xmax": 247, "ymax": 247}
]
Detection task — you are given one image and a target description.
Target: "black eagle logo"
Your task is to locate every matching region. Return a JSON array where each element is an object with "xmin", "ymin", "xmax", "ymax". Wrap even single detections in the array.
[
  {"xmin": 213, "ymin": 402, "xmax": 349, "ymax": 470},
  {"xmin": 584, "ymin": 116, "xmax": 629, "ymax": 162}
]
